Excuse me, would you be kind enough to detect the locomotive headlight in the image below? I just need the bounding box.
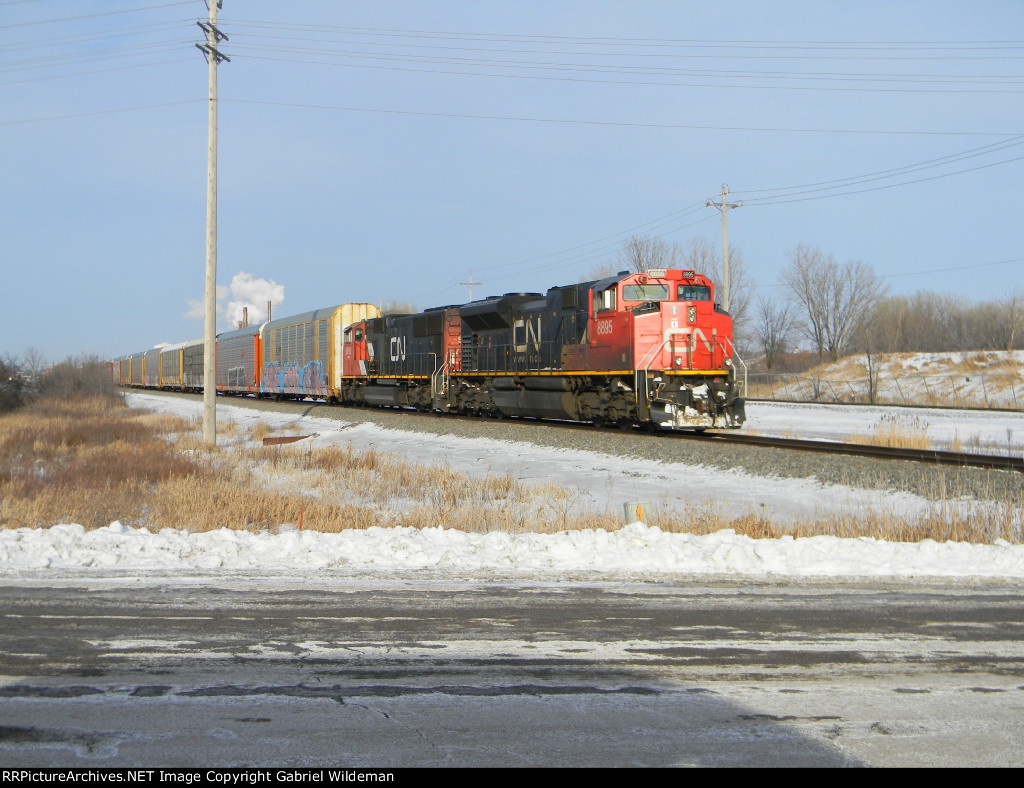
[674,357,683,366]
[725,358,733,367]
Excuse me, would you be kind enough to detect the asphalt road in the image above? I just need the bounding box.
[1,577,1023,767]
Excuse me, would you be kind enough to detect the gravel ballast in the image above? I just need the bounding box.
[144,391,1021,506]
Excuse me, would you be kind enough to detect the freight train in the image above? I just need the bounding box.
[116,268,745,430]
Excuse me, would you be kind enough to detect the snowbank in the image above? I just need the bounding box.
[2,522,1023,580]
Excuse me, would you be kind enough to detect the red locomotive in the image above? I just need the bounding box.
[340,268,744,430]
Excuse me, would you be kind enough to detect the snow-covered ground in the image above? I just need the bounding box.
[2,519,1022,580]
[751,350,1024,409]
[1,392,1022,582]
[747,400,1024,454]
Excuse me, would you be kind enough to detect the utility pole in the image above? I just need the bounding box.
[461,270,481,302]
[196,1,229,445]
[706,185,741,312]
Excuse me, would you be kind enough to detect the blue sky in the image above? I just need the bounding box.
[1,0,1022,362]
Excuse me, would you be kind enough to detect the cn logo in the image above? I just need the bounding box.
[390,336,406,362]
[513,317,542,353]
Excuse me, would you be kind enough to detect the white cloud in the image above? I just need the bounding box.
[185,273,285,328]
[223,272,285,327]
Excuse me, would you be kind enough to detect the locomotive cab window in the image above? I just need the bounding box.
[622,283,670,302]
[594,287,617,314]
[677,284,711,302]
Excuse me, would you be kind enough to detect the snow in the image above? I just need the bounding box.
[756,350,1024,409]
[1,392,1022,582]
[747,400,1024,454]
[2,520,1022,580]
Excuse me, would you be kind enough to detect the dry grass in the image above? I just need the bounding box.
[251,422,275,443]
[842,412,932,450]
[751,351,1024,409]
[2,397,1020,544]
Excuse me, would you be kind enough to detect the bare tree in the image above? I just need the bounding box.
[380,300,417,315]
[588,234,687,280]
[679,235,718,273]
[985,290,1024,351]
[781,244,885,362]
[21,346,46,384]
[1004,290,1024,351]
[683,236,753,344]
[853,285,1024,355]
[587,233,755,348]
[781,244,832,362]
[824,259,886,360]
[618,235,675,272]
[0,353,27,413]
[753,295,794,369]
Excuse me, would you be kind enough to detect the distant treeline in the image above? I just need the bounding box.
[0,356,118,414]
[856,291,1023,354]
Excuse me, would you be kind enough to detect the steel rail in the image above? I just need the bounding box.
[128,388,1024,473]
[675,431,1024,473]
[746,397,1022,415]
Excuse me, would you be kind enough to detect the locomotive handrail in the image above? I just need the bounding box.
[431,357,449,398]
[466,340,565,374]
[725,338,747,397]
[638,337,671,372]
[636,337,673,416]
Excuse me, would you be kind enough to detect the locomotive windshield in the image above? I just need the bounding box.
[622,283,670,302]
[678,284,711,301]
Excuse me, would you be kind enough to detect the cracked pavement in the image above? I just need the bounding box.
[1,577,1023,766]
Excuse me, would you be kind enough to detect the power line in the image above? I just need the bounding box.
[225,44,1024,89]
[735,136,1024,204]
[737,136,1024,196]
[221,32,1024,80]
[0,57,192,88]
[1,40,190,72]
[416,210,718,304]
[0,1,194,30]
[882,256,1023,279]
[0,20,184,52]
[0,99,202,127]
[221,20,1024,53]
[224,97,1019,138]
[740,153,1024,206]
[231,51,1024,95]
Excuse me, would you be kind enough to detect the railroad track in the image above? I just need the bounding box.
[676,431,1024,473]
[495,411,1024,473]
[746,397,1022,415]
[296,398,1024,473]
[133,389,1024,473]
